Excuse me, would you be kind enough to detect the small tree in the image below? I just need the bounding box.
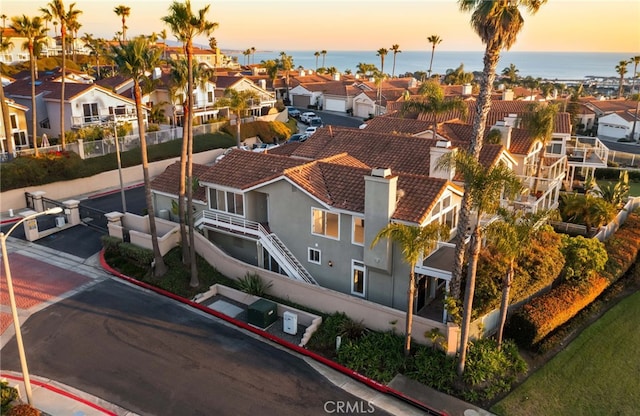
[560,235,608,283]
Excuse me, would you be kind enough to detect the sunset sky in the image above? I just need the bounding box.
[1,0,638,53]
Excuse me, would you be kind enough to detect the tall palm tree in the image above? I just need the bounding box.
[615,60,628,98]
[41,0,82,150]
[81,32,100,78]
[390,44,401,77]
[630,56,640,93]
[521,102,558,195]
[261,59,279,97]
[450,0,546,303]
[159,29,168,59]
[437,149,522,375]
[0,14,6,29]
[561,192,616,236]
[630,92,640,142]
[314,51,320,70]
[163,0,218,287]
[427,34,442,79]
[402,80,468,134]
[279,51,294,104]
[376,47,388,76]
[11,15,47,157]
[484,208,554,348]
[321,49,327,68]
[371,223,449,356]
[215,88,259,148]
[67,18,81,63]
[250,46,256,65]
[113,5,130,42]
[111,36,167,277]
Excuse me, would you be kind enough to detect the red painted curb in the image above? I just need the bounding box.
[99,250,447,416]
[1,373,118,416]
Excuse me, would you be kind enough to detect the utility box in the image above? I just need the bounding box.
[247,299,277,329]
[55,216,66,228]
[283,311,298,335]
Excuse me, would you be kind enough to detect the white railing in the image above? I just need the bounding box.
[566,136,609,167]
[195,210,317,285]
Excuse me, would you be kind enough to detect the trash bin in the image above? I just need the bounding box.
[55,216,66,228]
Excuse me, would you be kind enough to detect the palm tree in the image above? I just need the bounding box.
[163,0,218,287]
[261,59,279,97]
[321,49,327,68]
[1,14,6,29]
[450,0,546,304]
[629,92,640,142]
[80,32,99,77]
[279,52,294,104]
[401,80,468,135]
[615,60,628,98]
[484,208,554,348]
[390,44,401,77]
[41,0,82,150]
[314,51,320,70]
[376,47,388,76]
[113,5,130,42]
[437,149,522,375]
[250,46,256,65]
[630,56,640,93]
[501,63,519,85]
[111,36,167,277]
[371,223,449,356]
[427,34,442,79]
[159,29,168,59]
[67,18,81,63]
[11,15,47,157]
[521,102,558,195]
[216,88,259,148]
[561,192,616,236]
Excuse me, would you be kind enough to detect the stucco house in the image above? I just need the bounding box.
[0,98,30,157]
[596,111,640,141]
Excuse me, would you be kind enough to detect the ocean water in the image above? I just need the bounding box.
[231,50,636,81]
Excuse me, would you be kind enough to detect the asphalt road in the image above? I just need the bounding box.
[1,279,393,416]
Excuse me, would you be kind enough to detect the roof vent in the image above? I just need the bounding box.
[371,167,391,178]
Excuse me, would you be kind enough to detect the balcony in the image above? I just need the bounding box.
[566,136,609,168]
[71,107,138,128]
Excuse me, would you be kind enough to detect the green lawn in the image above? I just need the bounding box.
[492,290,640,416]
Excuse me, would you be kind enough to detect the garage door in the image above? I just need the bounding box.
[354,102,372,118]
[292,95,311,108]
[325,98,345,112]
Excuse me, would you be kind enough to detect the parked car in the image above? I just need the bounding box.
[215,146,250,162]
[252,143,280,153]
[287,133,309,143]
[305,126,318,136]
[287,107,301,118]
[300,112,316,124]
[308,116,324,127]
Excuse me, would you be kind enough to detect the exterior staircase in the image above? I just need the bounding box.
[194,211,317,285]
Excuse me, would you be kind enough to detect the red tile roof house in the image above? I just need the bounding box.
[149,124,531,324]
[4,70,142,143]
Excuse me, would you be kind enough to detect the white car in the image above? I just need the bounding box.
[305,126,318,136]
[252,143,280,153]
[215,146,250,162]
[300,112,316,123]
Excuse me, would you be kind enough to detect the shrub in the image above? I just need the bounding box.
[100,235,122,255]
[237,272,272,296]
[7,404,40,416]
[337,330,406,383]
[560,235,608,282]
[307,312,353,358]
[1,381,19,414]
[118,242,154,269]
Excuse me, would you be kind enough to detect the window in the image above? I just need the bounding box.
[352,217,364,245]
[39,118,50,129]
[10,114,18,129]
[430,192,457,232]
[209,188,244,216]
[351,260,365,296]
[546,142,562,155]
[13,131,27,147]
[312,208,339,239]
[207,91,214,103]
[308,248,321,264]
[83,103,99,123]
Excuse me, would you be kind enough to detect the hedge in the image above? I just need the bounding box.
[506,211,640,348]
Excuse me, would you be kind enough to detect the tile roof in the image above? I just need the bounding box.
[585,98,637,114]
[438,122,536,155]
[361,116,434,135]
[198,150,306,189]
[150,162,209,202]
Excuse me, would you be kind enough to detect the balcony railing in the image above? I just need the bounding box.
[565,136,609,167]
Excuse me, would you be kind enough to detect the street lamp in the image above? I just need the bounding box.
[110,111,127,213]
[0,206,63,406]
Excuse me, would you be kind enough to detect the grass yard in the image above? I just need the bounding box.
[491,290,640,416]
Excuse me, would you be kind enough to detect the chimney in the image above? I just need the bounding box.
[259,79,266,90]
[364,168,397,272]
[430,141,455,180]
[493,121,512,149]
[462,83,472,95]
[502,88,514,101]
[300,69,306,76]
[333,73,340,81]
[504,113,519,127]
[408,78,417,88]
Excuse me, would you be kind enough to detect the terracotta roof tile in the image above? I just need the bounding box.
[150,162,209,202]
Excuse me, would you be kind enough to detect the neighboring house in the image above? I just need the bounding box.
[597,111,640,141]
[214,75,276,117]
[0,98,30,156]
[166,45,238,70]
[4,71,141,139]
[0,28,30,64]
